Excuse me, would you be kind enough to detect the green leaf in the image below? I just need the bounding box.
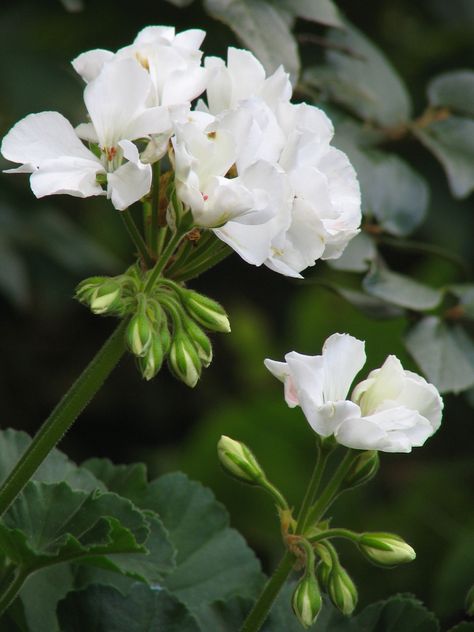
[333,119,429,235]
[414,117,474,199]
[331,286,405,320]
[303,21,411,127]
[57,583,201,632]
[328,232,377,272]
[427,70,474,117]
[82,463,263,625]
[363,264,443,311]
[404,317,474,393]
[136,472,264,623]
[356,594,439,631]
[19,565,74,632]
[447,624,474,632]
[204,0,300,80]
[273,0,342,27]
[0,429,104,493]
[0,481,168,582]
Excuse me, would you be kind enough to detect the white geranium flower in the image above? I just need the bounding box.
[265,334,366,437]
[73,26,207,107]
[172,112,285,229]
[204,47,291,114]
[1,58,168,210]
[336,355,443,452]
[265,334,443,453]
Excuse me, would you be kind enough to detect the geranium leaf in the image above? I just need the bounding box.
[404,317,474,393]
[57,583,201,632]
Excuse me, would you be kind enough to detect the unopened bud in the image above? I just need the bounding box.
[182,290,230,333]
[343,451,379,490]
[184,318,213,367]
[168,331,201,387]
[126,298,154,357]
[76,277,124,316]
[328,565,358,615]
[217,436,266,485]
[465,584,474,616]
[292,572,322,628]
[139,335,164,381]
[358,532,416,567]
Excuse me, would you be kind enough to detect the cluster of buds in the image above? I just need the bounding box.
[76,268,230,386]
[217,435,418,627]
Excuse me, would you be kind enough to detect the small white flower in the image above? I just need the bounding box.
[265,334,443,453]
[1,58,167,210]
[73,26,207,108]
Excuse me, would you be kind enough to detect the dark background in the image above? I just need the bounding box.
[0,0,473,627]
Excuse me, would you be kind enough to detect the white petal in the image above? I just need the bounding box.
[227,48,266,103]
[264,359,299,408]
[75,122,99,143]
[303,400,362,438]
[1,111,100,167]
[352,355,405,415]
[71,49,114,82]
[205,56,232,114]
[107,161,152,210]
[392,370,443,432]
[196,176,254,227]
[125,106,171,139]
[260,66,292,107]
[84,58,153,148]
[161,67,207,106]
[133,25,175,45]
[174,29,206,51]
[30,157,104,198]
[322,333,366,402]
[214,220,274,266]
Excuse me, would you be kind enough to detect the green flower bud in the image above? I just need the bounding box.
[342,451,379,490]
[465,584,474,616]
[139,335,164,381]
[126,298,155,357]
[89,280,123,315]
[76,277,125,316]
[328,565,358,616]
[183,318,213,367]
[159,320,172,356]
[168,331,202,387]
[292,572,322,629]
[217,436,266,485]
[181,290,230,333]
[358,532,416,567]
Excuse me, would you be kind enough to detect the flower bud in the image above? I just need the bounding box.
[75,277,125,315]
[181,290,231,333]
[139,335,164,381]
[89,280,123,315]
[183,318,213,367]
[126,298,154,357]
[358,532,416,567]
[342,451,379,490]
[292,572,322,628]
[217,436,266,485]
[465,584,474,616]
[328,565,358,615]
[168,331,201,387]
[159,320,172,356]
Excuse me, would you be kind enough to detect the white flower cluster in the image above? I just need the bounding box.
[1,25,361,277]
[265,333,443,452]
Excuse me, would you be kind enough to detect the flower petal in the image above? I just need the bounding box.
[107,160,152,211]
[1,111,99,168]
[321,333,366,402]
[29,157,104,198]
[71,49,115,82]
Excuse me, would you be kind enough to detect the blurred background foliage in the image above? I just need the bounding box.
[0,0,473,628]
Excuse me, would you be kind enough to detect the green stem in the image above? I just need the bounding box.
[151,161,161,255]
[143,201,152,251]
[240,440,332,632]
[120,210,153,268]
[308,528,359,544]
[0,568,28,616]
[240,550,294,632]
[0,320,128,518]
[296,440,332,535]
[144,229,188,292]
[305,449,357,527]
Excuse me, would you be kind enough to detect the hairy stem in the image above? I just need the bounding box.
[120,209,153,268]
